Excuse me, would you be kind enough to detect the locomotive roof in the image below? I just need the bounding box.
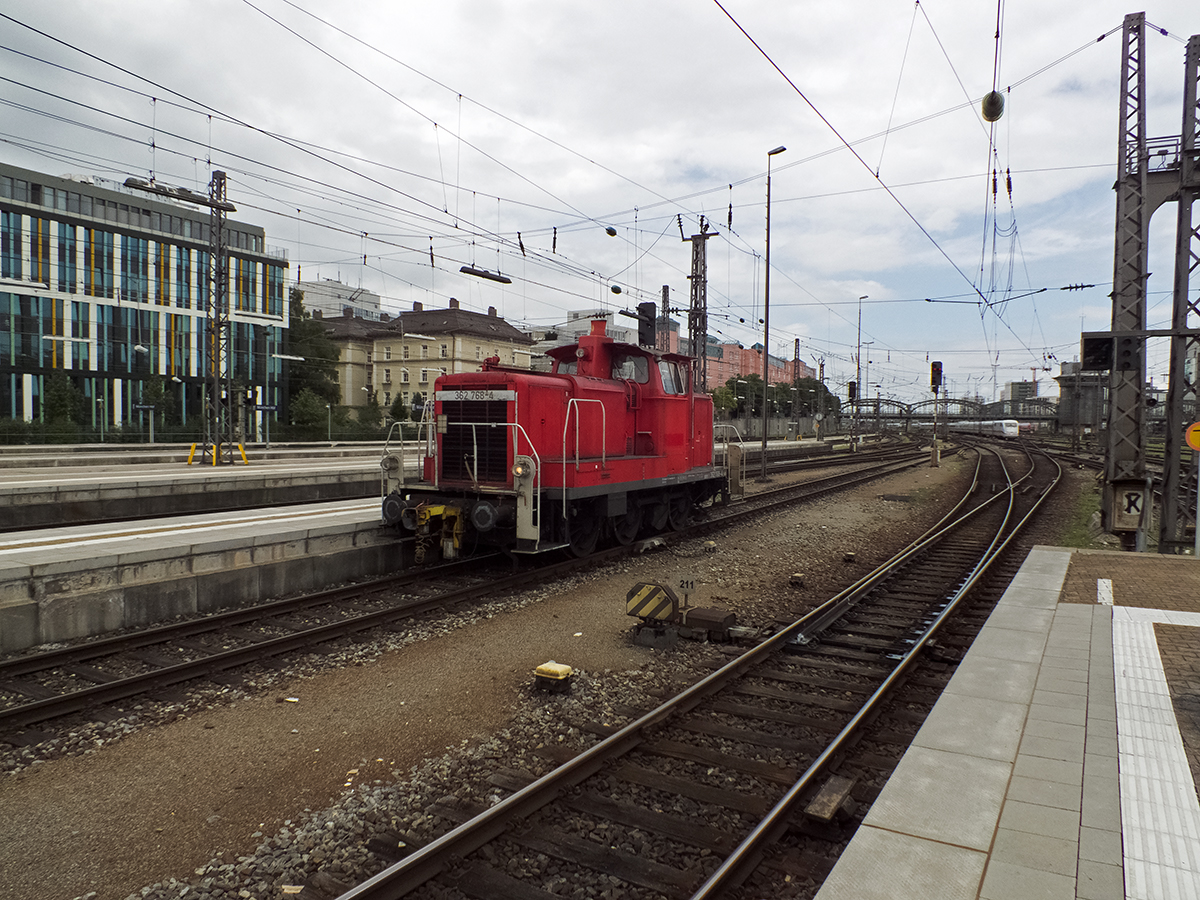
[544,339,694,365]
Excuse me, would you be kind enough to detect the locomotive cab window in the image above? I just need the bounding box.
[659,361,687,395]
[612,353,648,384]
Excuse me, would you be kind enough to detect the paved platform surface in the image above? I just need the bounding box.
[816,545,1200,900]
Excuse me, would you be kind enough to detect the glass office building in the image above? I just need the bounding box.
[0,162,289,438]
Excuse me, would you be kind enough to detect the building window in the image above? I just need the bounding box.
[385,345,392,360]
[420,345,428,359]
[420,368,428,383]
[84,228,114,298]
[440,343,448,358]
[1,211,22,280]
[384,368,391,383]
[57,222,76,293]
[402,344,409,359]
[154,241,170,305]
[475,345,482,360]
[31,218,50,286]
[401,369,409,383]
[121,235,149,303]
[175,246,191,309]
[384,392,391,406]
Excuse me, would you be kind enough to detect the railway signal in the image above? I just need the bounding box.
[619,301,659,347]
[931,361,943,393]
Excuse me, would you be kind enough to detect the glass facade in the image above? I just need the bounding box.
[0,163,289,433]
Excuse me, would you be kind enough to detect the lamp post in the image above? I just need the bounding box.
[811,354,826,441]
[853,295,867,449]
[736,379,748,432]
[761,145,786,479]
[326,403,332,442]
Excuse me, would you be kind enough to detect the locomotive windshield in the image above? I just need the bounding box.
[612,353,649,383]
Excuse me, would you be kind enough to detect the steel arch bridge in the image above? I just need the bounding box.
[844,396,1059,428]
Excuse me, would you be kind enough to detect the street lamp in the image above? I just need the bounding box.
[736,379,748,431]
[854,295,867,449]
[326,403,332,442]
[761,144,786,479]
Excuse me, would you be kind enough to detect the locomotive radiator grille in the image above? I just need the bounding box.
[441,399,510,484]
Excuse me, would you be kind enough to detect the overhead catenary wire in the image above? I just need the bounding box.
[2,5,1145,395]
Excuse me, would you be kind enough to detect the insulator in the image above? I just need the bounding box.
[1006,169,1012,196]
[982,91,1005,122]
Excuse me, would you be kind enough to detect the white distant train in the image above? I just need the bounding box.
[945,420,1020,437]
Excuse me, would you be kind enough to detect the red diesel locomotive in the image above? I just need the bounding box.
[380,317,727,561]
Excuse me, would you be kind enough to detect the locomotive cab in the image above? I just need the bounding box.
[381,317,725,562]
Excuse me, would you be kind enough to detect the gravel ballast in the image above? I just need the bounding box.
[2,454,1067,900]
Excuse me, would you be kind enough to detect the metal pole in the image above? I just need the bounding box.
[761,145,786,479]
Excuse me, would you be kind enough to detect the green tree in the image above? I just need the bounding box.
[723,374,764,416]
[283,288,339,408]
[290,388,330,440]
[357,392,383,431]
[409,391,427,423]
[389,394,409,423]
[711,383,735,413]
[43,371,84,425]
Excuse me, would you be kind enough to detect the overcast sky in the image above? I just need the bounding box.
[2,0,1197,402]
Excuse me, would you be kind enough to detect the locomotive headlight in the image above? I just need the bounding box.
[512,456,535,481]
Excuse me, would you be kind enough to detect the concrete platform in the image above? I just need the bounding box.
[0,502,402,653]
[0,446,384,528]
[816,546,1200,900]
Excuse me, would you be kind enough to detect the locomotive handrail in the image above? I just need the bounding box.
[562,398,607,522]
[562,397,607,471]
[713,423,747,494]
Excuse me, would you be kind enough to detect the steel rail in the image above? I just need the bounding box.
[0,447,932,732]
[0,552,587,730]
[689,446,1062,898]
[332,448,1026,900]
[0,558,489,678]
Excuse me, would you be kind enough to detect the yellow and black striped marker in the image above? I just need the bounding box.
[626,582,679,621]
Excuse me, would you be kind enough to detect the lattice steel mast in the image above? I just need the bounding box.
[206,171,234,463]
[685,218,716,391]
[1159,35,1200,551]
[1105,13,1151,549]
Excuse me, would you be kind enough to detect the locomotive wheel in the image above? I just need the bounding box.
[567,501,602,557]
[646,500,670,533]
[666,493,691,531]
[611,507,642,546]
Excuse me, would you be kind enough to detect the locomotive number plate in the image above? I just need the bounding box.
[436,389,516,402]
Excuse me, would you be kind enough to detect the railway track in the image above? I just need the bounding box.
[315,443,1060,900]
[0,447,933,742]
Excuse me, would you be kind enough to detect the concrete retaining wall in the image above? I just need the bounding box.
[0,523,404,654]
